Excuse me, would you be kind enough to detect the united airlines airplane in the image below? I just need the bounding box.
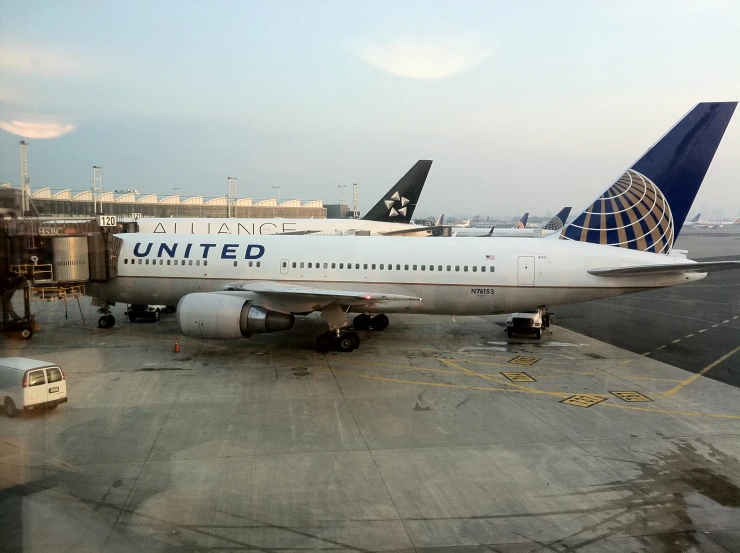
[89,102,738,352]
[454,207,572,238]
[136,160,441,237]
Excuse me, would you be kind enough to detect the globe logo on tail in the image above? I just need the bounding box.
[560,169,674,254]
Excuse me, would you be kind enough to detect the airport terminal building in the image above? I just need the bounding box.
[0,185,327,219]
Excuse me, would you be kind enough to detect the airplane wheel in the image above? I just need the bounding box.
[316,332,334,352]
[371,314,389,331]
[353,314,370,330]
[346,331,360,349]
[334,334,356,353]
[98,316,111,329]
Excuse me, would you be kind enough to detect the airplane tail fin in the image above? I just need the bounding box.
[435,214,444,226]
[362,160,432,223]
[543,207,572,231]
[690,213,701,223]
[513,212,528,229]
[560,102,737,253]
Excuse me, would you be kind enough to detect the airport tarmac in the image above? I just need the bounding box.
[1,293,740,552]
[556,230,740,389]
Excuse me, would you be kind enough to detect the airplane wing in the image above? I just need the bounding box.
[222,281,422,306]
[588,261,740,277]
[378,225,457,236]
[275,229,321,235]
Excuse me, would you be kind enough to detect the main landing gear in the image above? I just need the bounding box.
[351,313,389,331]
[316,330,361,353]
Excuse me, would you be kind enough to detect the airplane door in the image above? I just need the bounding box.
[280,259,289,275]
[517,256,535,286]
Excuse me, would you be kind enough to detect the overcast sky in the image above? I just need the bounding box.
[1,0,739,220]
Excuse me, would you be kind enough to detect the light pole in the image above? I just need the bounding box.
[272,185,280,203]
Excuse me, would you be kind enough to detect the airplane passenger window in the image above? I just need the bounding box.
[364,264,368,269]
[455,266,459,271]
[396,264,401,270]
[249,261,253,267]
[233,261,238,267]
[300,262,304,268]
[355,264,360,269]
[388,264,392,270]
[308,263,312,268]
[292,262,296,268]
[145,259,149,265]
[447,265,451,271]
[160,259,164,265]
[490,266,494,272]
[339,263,343,269]
[323,263,328,269]
[404,265,409,270]
[166,260,170,265]
[124,259,128,264]
[371,264,376,270]
[347,263,352,269]
[438,265,442,271]
[413,265,417,270]
[331,263,336,269]
[174,260,178,265]
[203,261,207,266]
[189,260,193,266]
[472,266,477,272]
[421,265,425,271]
[429,265,433,271]
[380,264,384,270]
[481,266,485,272]
[463,266,468,272]
[256,262,260,267]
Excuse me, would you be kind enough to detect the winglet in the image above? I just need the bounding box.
[561,102,737,253]
[362,160,432,223]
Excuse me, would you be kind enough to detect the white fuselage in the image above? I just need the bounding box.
[452,227,550,238]
[89,234,705,316]
[136,218,430,236]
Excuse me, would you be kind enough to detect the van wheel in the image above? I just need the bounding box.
[4,397,19,418]
[47,404,58,410]
[535,329,542,339]
[507,328,513,338]
[153,309,161,322]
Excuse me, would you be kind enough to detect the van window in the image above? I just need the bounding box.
[47,367,63,383]
[28,370,46,387]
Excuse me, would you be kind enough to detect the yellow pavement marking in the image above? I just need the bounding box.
[662,345,740,398]
[712,324,719,328]
[722,319,730,324]
[698,329,707,333]
[509,356,540,365]
[685,334,695,338]
[439,359,569,397]
[671,339,681,344]
[657,345,666,350]
[500,372,536,382]
[641,351,652,356]
[602,402,740,420]
[561,395,609,408]
[619,375,685,383]
[611,391,652,402]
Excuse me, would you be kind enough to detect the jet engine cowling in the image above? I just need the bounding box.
[176,293,295,340]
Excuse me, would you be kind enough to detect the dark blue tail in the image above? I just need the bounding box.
[543,206,571,231]
[561,102,737,253]
[513,212,528,229]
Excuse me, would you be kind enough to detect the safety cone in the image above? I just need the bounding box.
[174,338,180,353]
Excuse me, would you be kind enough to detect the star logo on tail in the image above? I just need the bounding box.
[385,191,411,217]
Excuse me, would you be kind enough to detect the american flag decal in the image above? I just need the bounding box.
[486,255,496,260]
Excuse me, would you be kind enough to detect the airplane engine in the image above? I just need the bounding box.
[176,293,295,340]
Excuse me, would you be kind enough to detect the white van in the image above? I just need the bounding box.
[0,358,68,417]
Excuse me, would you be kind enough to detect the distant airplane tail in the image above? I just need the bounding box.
[732,217,740,225]
[434,214,444,226]
[362,160,432,224]
[513,212,528,229]
[543,207,571,231]
[690,213,701,223]
[560,102,737,253]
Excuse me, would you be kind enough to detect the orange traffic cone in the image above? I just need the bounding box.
[174,338,180,353]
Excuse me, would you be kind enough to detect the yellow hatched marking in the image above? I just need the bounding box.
[500,372,536,382]
[662,345,740,398]
[611,391,652,402]
[561,394,609,408]
[509,356,540,365]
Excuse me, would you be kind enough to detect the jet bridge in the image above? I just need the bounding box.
[1,214,124,338]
